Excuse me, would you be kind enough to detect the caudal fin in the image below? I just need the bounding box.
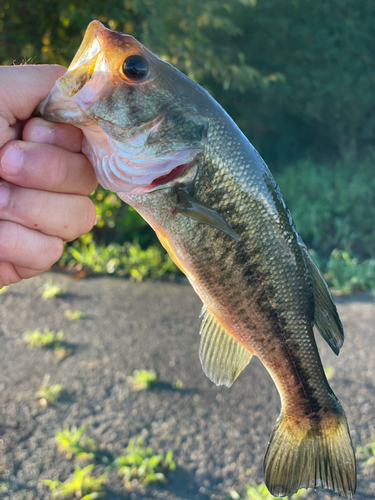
[264,410,356,498]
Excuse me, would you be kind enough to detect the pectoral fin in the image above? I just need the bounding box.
[299,243,344,355]
[176,190,239,241]
[199,306,253,387]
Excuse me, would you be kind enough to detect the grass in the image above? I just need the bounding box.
[324,365,335,381]
[129,369,159,391]
[23,328,71,361]
[36,376,63,406]
[115,437,175,486]
[0,482,9,493]
[356,438,375,467]
[42,281,64,299]
[59,239,177,281]
[43,465,106,499]
[65,309,86,320]
[55,426,98,462]
[0,466,8,494]
[174,379,184,389]
[24,328,64,349]
[229,483,312,499]
[45,428,176,497]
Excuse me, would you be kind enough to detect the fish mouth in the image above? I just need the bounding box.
[35,21,121,124]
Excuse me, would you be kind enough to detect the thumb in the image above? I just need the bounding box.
[0,65,67,121]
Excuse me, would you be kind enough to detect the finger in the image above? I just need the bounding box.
[0,65,66,148]
[0,262,49,288]
[0,182,97,242]
[0,65,66,122]
[0,141,98,195]
[0,221,63,271]
[0,120,24,146]
[22,117,84,154]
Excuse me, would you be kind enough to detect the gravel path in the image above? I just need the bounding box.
[0,272,374,500]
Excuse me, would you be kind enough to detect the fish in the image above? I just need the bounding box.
[36,21,356,498]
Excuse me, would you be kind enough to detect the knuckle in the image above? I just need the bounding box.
[64,197,96,242]
[86,171,99,195]
[78,156,98,195]
[55,152,70,189]
[0,221,17,257]
[0,221,63,270]
[45,236,64,267]
[79,197,97,233]
[55,152,97,195]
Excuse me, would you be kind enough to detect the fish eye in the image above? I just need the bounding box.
[122,55,148,80]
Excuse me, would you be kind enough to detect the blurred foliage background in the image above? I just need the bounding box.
[1,0,374,292]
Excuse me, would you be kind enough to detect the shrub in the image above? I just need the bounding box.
[275,157,375,258]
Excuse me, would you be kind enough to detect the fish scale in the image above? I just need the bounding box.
[37,20,356,497]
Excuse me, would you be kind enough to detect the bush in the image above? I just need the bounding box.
[89,188,154,248]
[60,236,177,281]
[275,156,375,258]
[325,250,375,295]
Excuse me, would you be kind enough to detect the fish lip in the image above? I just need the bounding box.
[68,23,103,72]
[35,85,94,125]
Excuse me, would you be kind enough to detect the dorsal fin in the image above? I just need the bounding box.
[299,243,344,355]
[199,307,253,387]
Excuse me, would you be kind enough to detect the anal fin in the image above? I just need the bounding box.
[199,306,253,387]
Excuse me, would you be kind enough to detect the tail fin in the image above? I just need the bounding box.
[264,410,356,498]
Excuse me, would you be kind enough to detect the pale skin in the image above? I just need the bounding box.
[0,65,98,288]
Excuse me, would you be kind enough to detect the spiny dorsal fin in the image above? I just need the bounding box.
[199,307,253,387]
[299,243,344,355]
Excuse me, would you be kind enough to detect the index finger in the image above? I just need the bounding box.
[0,65,67,148]
[0,65,66,121]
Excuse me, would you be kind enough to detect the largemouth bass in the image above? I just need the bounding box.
[37,21,356,498]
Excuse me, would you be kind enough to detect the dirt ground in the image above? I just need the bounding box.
[0,272,374,500]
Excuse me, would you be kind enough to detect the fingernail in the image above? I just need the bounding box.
[0,183,10,209]
[1,147,24,176]
[30,123,53,144]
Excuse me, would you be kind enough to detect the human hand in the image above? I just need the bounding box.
[0,65,98,288]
